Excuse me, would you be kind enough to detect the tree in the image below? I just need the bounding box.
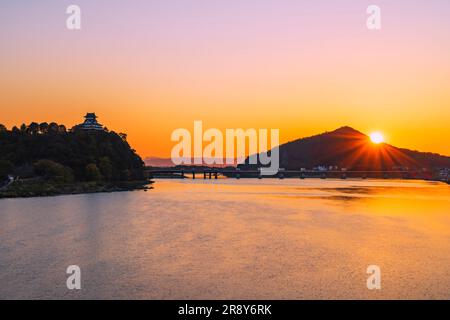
[27,122,39,135]
[20,123,27,133]
[0,160,14,180]
[1,124,146,183]
[120,169,131,181]
[119,133,127,141]
[39,122,49,134]
[99,157,113,181]
[58,125,67,133]
[0,124,7,132]
[48,122,59,134]
[34,159,74,183]
[85,163,102,181]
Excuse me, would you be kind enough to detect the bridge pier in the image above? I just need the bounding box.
[341,173,347,180]
[214,172,218,179]
[192,171,196,179]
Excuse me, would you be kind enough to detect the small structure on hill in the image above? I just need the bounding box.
[77,113,104,131]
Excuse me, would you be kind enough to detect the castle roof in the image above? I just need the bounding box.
[85,113,97,119]
[78,112,104,131]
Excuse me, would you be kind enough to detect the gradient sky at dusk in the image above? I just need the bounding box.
[1,0,450,157]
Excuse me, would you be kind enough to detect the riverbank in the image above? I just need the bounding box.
[0,179,152,199]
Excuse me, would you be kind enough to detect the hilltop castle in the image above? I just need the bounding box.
[76,113,104,131]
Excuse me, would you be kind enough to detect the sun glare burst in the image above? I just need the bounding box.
[370,132,384,144]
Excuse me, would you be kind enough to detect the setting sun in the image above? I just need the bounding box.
[370,132,385,144]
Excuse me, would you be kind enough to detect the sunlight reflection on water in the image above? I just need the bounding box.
[0,179,450,299]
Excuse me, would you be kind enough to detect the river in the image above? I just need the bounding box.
[1,179,450,299]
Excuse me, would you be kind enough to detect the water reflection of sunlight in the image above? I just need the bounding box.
[1,179,450,299]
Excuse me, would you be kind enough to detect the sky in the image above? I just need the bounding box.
[1,0,450,157]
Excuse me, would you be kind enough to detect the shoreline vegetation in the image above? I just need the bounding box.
[0,120,151,199]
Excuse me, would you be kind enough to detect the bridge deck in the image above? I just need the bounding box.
[145,168,436,180]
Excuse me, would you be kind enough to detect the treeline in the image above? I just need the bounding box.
[0,122,145,183]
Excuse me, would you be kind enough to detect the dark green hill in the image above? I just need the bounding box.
[0,122,148,197]
[240,126,450,171]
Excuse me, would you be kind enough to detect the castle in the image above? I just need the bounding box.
[77,113,104,131]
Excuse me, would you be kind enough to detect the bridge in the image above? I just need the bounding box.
[145,168,437,181]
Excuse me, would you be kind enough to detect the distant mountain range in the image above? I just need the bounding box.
[242,126,450,171]
[144,157,175,167]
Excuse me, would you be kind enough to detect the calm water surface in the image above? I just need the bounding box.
[1,179,450,299]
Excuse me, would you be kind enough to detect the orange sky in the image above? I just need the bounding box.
[1,1,450,157]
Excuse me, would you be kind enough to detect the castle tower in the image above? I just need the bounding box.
[79,113,104,131]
